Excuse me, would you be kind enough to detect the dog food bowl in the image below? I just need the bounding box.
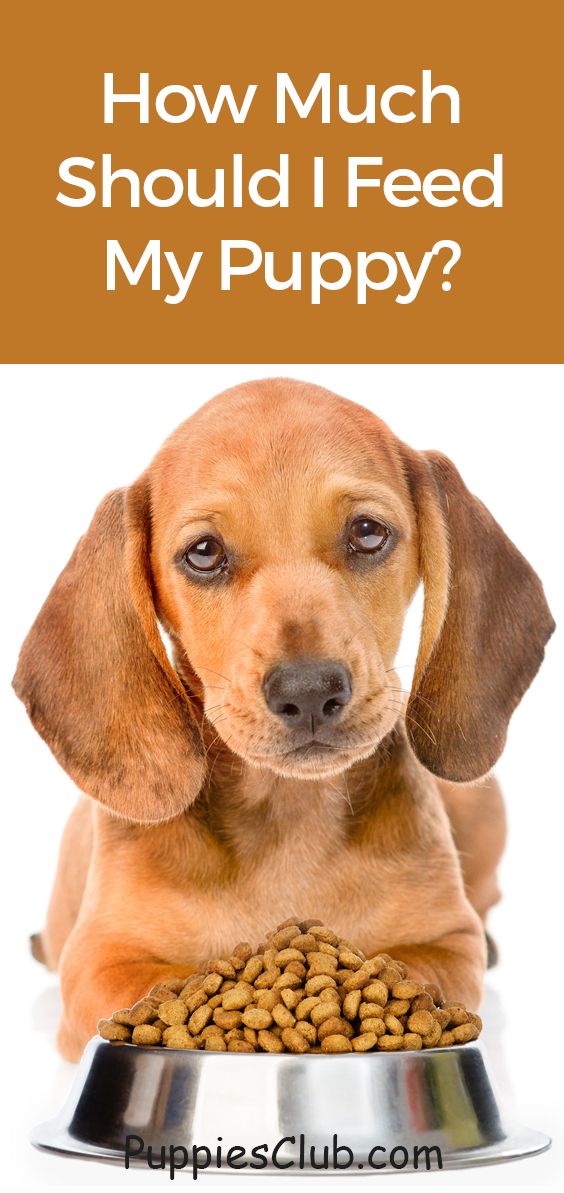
[32,1037,550,1174]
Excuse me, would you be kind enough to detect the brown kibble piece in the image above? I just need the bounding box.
[410,992,435,1013]
[295,996,321,1020]
[150,983,184,1004]
[282,1027,309,1053]
[132,1024,162,1045]
[164,1027,199,1049]
[222,981,255,1010]
[112,1008,134,1025]
[254,967,281,989]
[189,1004,213,1034]
[255,988,282,1011]
[273,972,302,990]
[272,1003,296,1028]
[207,959,237,979]
[379,966,403,987]
[309,926,339,944]
[307,956,339,978]
[452,1022,479,1043]
[203,972,223,995]
[384,1014,404,1036]
[213,1008,243,1030]
[424,983,444,1005]
[98,1018,131,1041]
[392,980,422,1000]
[339,950,363,970]
[407,1010,436,1035]
[269,925,300,950]
[342,970,370,992]
[445,1005,470,1026]
[360,1018,386,1035]
[321,1034,352,1053]
[206,1035,227,1050]
[241,956,264,983]
[158,1000,189,1027]
[402,1032,423,1050]
[128,999,159,1026]
[385,999,410,1016]
[201,1025,224,1040]
[179,975,205,999]
[422,1020,442,1048]
[439,1030,456,1047]
[352,1032,377,1051]
[359,1002,385,1020]
[343,990,362,1020]
[258,1029,285,1053]
[317,943,339,957]
[228,1039,255,1052]
[295,1021,317,1045]
[285,961,307,979]
[232,942,253,962]
[305,975,337,996]
[318,1016,354,1041]
[317,987,338,1006]
[362,981,388,1006]
[242,1007,273,1030]
[360,956,386,977]
[281,988,302,1009]
[185,988,208,1013]
[289,934,317,952]
[310,1002,342,1026]
[378,1034,404,1051]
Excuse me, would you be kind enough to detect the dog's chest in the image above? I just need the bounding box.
[161,781,405,961]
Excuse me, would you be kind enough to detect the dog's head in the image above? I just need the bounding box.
[14,380,554,821]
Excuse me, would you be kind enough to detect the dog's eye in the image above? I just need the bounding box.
[184,537,227,573]
[348,517,390,554]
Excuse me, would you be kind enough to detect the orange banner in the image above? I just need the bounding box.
[3,1,562,361]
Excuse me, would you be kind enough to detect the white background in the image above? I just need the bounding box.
[1,364,562,1191]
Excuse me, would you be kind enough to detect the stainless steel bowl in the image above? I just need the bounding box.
[32,1037,550,1174]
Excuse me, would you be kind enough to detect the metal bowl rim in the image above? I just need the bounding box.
[99,1037,481,1059]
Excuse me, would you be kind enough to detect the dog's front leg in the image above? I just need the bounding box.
[383,924,487,1010]
[57,924,198,1061]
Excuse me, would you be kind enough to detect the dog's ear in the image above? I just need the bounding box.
[402,448,554,782]
[13,477,205,822]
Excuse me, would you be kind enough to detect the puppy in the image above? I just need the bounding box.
[14,379,553,1060]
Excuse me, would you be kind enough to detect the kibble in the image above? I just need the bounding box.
[98,921,483,1054]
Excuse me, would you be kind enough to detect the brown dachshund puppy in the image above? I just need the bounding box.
[13,379,553,1061]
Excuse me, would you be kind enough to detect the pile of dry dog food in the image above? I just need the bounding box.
[98,919,482,1054]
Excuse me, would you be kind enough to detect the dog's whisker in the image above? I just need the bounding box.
[193,663,233,685]
[404,711,437,747]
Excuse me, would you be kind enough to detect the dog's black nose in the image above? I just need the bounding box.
[264,660,352,730]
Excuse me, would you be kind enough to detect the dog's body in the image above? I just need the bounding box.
[14,381,552,1061]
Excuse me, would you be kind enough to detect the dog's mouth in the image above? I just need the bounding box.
[244,733,382,777]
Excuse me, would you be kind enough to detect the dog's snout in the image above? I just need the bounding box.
[264,660,352,730]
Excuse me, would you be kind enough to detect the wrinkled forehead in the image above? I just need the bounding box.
[149,383,413,546]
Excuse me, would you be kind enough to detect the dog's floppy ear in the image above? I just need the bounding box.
[402,448,554,783]
[12,477,205,822]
